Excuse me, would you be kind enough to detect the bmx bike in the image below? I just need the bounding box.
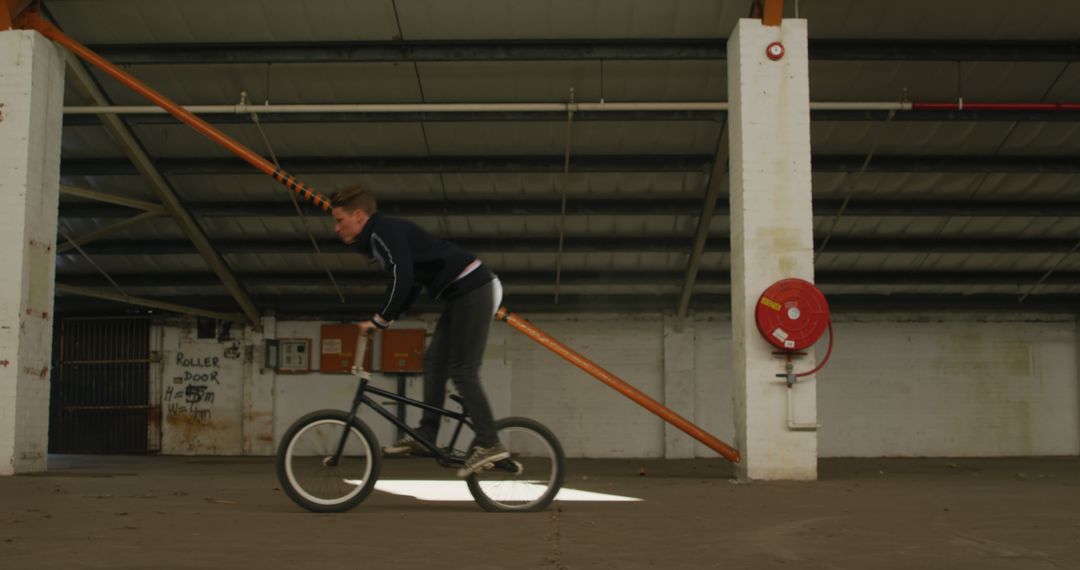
[276,333,565,512]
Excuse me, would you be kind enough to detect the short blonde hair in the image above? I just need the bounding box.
[330,185,377,213]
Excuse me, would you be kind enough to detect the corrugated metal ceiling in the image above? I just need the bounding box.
[47,0,1080,316]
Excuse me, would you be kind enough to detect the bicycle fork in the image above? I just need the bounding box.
[326,378,369,467]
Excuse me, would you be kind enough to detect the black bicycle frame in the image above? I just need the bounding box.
[333,377,473,466]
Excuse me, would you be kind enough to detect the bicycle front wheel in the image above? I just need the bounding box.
[466,417,565,512]
[276,410,382,513]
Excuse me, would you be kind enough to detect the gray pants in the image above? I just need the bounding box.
[417,278,502,447]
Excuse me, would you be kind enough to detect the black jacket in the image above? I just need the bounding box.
[352,211,493,328]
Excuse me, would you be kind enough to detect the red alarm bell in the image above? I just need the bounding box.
[766,42,785,61]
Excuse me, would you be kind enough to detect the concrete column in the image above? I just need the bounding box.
[242,316,276,455]
[0,31,65,475]
[728,18,818,480]
[663,313,696,458]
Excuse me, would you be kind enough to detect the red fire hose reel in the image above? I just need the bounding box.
[756,278,828,350]
[755,278,834,381]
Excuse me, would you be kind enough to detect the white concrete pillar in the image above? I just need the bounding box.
[663,314,696,458]
[728,18,818,480]
[0,31,64,475]
[242,316,276,455]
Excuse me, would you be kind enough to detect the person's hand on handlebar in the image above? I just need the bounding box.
[356,320,377,337]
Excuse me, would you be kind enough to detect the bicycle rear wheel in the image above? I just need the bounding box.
[466,417,565,512]
[277,410,382,513]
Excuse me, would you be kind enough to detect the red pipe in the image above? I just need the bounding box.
[17,11,333,213]
[794,321,833,378]
[912,102,1080,112]
[497,308,742,464]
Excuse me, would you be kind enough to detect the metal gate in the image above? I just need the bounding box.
[50,317,161,453]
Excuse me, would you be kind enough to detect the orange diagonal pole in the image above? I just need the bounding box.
[16,10,332,213]
[3,0,34,29]
[763,0,783,26]
[497,307,741,464]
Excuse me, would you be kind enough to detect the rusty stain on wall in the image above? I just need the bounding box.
[165,412,233,453]
[22,365,48,378]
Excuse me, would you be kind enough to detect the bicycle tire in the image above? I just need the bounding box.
[466,417,565,512]
[276,410,382,513]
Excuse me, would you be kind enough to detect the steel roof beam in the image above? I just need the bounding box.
[60,154,1080,176]
[62,51,263,329]
[59,236,1080,256]
[62,108,1080,127]
[56,284,243,321]
[57,210,164,253]
[82,39,1080,64]
[52,292,1080,316]
[59,184,165,212]
[60,155,714,176]
[678,121,727,322]
[57,198,1080,220]
[54,269,1080,289]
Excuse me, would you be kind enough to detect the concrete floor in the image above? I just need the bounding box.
[1,455,1078,569]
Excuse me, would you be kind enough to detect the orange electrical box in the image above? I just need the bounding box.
[319,324,361,373]
[375,329,426,373]
[319,325,425,374]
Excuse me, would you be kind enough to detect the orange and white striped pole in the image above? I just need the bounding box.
[18,10,742,464]
[497,308,741,463]
[16,10,333,213]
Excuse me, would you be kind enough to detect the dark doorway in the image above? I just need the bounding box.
[50,317,160,453]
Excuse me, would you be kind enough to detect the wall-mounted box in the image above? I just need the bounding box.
[319,325,425,373]
[374,329,425,373]
[320,324,361,373]
[278,338,312,373]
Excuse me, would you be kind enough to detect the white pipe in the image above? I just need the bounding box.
[810,101,911,111]
[62,101,912,115]
[786,384,820,431]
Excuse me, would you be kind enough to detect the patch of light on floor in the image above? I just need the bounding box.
[367,479,642,502]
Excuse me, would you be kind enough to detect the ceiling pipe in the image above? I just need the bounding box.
[912,102,1080,112]
[60,101,1080,116]
[62,101,914,115]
